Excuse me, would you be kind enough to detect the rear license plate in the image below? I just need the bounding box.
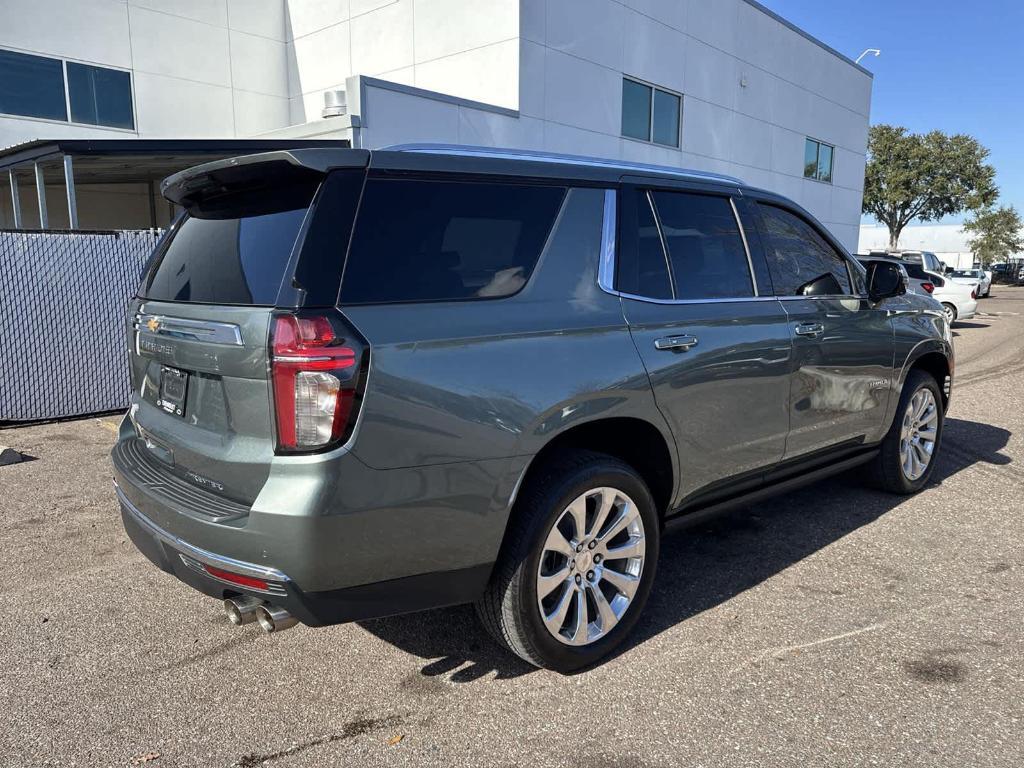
[158,366,189,417]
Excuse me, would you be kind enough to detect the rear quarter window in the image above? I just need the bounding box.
[141,185,316,305]
[339,178,566,304]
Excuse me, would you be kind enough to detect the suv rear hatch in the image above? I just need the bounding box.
[119,151,368,516]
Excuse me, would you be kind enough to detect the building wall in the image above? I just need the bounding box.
[0,0,291,143]
[1,0,871,249]
[285,0,519,124]
[338,0,873,251]
[515,0,872,251]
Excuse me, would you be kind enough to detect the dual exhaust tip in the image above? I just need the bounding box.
[224,596,298,633]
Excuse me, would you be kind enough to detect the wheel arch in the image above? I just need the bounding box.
[900,340,953,411]
[508,416,677,524]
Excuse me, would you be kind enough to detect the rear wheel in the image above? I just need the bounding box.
[868,370,944,494]
[476,451,659,672]
[941,303,957,324]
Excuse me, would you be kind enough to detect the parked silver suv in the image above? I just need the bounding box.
[113,146,953,671]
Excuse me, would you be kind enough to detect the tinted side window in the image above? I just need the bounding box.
[142,189,315,306]
[757,204,852,296]
[904,263,930,281]
[617,189,672,299]
[340,179,565,304]
[651,191,753,299]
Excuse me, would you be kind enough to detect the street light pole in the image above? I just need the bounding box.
[856,48,881,65]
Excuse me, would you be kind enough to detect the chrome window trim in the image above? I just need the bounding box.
[598,189,617,293]
[596,187,864,306]
[729,197,758,297]
[646,189,676,297]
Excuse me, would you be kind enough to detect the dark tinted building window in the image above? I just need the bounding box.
[67,62,134,129]
[616,189,672,300]
[651,191,753,299]
[0,49,67,121]
[757,204,852,296]
[340,179,565,304]
[142,203,312,305]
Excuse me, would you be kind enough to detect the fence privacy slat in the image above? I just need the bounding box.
[0,230,160,422]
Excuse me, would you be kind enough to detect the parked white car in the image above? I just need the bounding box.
[950,268,992,298]
[927,270,978,324]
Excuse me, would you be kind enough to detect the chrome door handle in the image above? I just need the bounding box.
[654,335,699,351]
[794,322,825,337]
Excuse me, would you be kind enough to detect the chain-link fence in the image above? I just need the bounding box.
[0,229,161,423]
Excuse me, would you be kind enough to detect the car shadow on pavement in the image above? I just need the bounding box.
[359,417,1011,681]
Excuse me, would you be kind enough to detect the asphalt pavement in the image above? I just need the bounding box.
[1,288,1023,767]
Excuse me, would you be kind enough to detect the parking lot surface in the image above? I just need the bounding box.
[2,289,1023,768]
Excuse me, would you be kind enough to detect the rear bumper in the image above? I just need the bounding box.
[117,483,492,626]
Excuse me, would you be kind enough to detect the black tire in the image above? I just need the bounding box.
[867,370,944,494]
[475,450,660,672]
[941,303,957,324]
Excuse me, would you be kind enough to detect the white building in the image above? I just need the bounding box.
[0,0,872,249]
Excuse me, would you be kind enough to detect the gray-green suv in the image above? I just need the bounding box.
[112,146,953,671]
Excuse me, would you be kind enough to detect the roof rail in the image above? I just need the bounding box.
[383,143,745,185]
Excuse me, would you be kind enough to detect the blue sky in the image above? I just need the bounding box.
[759,0,1024,222]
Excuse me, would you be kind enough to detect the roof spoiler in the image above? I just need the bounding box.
[161,148,370,211]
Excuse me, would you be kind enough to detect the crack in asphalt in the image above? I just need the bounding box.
[231,715,405,767]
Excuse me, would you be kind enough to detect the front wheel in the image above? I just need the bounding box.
[476,451,660,672]
[867,370,944,494]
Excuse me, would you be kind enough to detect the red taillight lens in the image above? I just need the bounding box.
[204,564,269,591]
[271,314,361,453]
[922,282,934,294]
[971,289,977,299]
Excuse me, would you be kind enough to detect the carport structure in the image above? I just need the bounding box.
[0,138,350,231]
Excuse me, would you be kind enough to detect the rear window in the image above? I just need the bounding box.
[339,178,566,304]
[141,188,315,305]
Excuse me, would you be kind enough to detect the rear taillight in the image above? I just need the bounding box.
[971,288,977,299]
[921,282,934,294]
[271,313,363,453]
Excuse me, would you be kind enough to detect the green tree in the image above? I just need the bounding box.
[863,125,997,250]
[963,205,1024,266]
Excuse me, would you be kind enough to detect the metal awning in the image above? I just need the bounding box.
[1,138,351,230]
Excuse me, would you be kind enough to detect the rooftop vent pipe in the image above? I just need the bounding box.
[322,90,347,118]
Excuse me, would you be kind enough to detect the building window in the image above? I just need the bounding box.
[622,77,681,148]
[0,49,67,121]
[67,62,134,129]
[0,48,134,130]
[804,138,834,183]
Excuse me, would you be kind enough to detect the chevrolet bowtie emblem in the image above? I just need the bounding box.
[146,317,160,332]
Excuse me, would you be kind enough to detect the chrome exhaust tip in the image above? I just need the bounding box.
[224,596,263,626]
[256,604,298,634]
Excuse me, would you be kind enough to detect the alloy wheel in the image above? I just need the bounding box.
[899,388,938,481]
[535,487,646,646]
[943,304,956,324]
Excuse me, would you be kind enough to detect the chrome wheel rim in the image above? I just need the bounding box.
[900,388,938,481]
[535,487,646,646]
[943,304,956,323]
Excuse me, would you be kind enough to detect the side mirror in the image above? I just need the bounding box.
[868,262,906,302]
